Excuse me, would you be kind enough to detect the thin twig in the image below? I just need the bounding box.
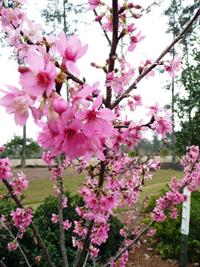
[93,9,111,46]
[56,163,69,267]
[0,220,32,267]
[2,180,56,267]
[55,62,85,87]
[83,252,89,267]
[111,8,200,109]
[104,221,154,266]
[114,116,155,129]
[75,161,106,267]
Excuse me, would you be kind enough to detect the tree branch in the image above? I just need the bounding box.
[8,21,85,91]
[105,0,119,108]
[111,7,200,109]
[2,180,56,267]
[93,9,112,46]
[75,161,106,267]
[0,220,31,267]
[55,61,85,88]
[104,221,154,266]
[56,174,69,267]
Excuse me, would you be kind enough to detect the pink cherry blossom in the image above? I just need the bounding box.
[128,32,145,52]
[119,250,129,267]
[0,7,23,29]
[165,57,181,77]
[11,208,32,229]
[102,15,112,32]
[89,246,99,258]
[147,103,160,116]
[89,0,101,9]
[63,220,71,231]
[152,115,172,137]
[128,95,142,111]
[51,213,59,224]
[19,50,56,97]
[7,242,18,252]
[53,96,68,114]
[42,151,55,166]
[38,119,61,152]
[147,228,156,237]
[61,196,68,208]
[9,172,29,195]
[57,117,88,159]
[79,96,115,138]
[56,32,88,75]
[91,224,109,245]
[170,208,179,220]
[0,158,12,181]
[0,86,34,126]
[127,23,136,33]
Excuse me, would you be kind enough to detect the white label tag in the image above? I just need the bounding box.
[181,187,191,235]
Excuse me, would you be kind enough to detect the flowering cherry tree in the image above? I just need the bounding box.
[0,0,200,266]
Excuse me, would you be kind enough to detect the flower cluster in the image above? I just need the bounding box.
[42,151,55,166]
[11,208,32,231]
[0,158,12,181]
[152,146,200,223]
[9,172,29,195]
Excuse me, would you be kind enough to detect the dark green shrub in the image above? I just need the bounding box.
[145,191,200,262]
[0,192,124,266]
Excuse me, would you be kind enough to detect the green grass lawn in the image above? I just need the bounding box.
[0,168,183,208]
[24,175,84,206]
[142,169,183,198]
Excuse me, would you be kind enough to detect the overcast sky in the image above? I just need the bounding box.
[0,0,181,145]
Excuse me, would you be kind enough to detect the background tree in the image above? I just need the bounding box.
[175,50,200,156]
[164,0,182,163]
[164,1,200,157]
[1,136,41,159]
[41,0,84,35]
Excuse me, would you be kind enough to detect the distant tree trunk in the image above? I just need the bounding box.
[63,0,67,34]
[21,124,26,168]
[171,2,176,164]
[171,76,176,164]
